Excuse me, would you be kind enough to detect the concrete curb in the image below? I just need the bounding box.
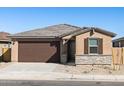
[0,72,124,81]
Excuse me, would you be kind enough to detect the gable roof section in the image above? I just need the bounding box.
[9,24,116,39]
[81,27,116,37]
[61,27,116,38]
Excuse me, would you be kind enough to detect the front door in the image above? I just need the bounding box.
[68,40,75,62]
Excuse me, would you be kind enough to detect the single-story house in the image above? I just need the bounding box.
[9,24,116,64]
[113,37,124,47]
[0,32,11,62]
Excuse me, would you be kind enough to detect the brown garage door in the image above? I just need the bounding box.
[18,41,60,62]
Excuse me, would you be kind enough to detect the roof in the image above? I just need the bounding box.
[0,32,11,41]
[82,27,117,37]
[9,24,81,38]
[113,37,124,42]
[9,24,116,38]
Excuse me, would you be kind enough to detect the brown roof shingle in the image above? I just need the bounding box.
[0,32,10,40]
[9,24,81,38]
[9,24,116,38]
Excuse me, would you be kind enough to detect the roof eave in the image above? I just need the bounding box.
[8,36,58,39]
[0,40,11,42]
[94,27,117,37]
[113,37,124,42]
[60,27,116,38]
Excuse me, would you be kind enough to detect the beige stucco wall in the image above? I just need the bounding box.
[76,31,112,55]
[11,41,18,62]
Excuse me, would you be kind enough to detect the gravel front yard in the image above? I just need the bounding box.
[54,64,124,75]
[1,62,124,75]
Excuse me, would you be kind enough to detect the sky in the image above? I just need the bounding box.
[0,7,123,39]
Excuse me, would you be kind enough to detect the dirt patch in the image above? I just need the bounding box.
[54,64,124,75]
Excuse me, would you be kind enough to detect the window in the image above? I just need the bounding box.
[88,38,98,54]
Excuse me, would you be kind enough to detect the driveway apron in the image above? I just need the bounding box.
[0,63,58,73]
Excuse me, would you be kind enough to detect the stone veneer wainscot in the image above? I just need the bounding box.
[75,55,112,65]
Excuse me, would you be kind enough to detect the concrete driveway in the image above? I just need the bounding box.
[0,63,72,80]
[0,63,58,73]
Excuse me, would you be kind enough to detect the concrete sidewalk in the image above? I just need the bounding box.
[67,74,124,81]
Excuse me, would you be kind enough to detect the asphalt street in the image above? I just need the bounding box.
[0,80,124,86]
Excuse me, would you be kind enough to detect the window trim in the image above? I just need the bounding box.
[88,38,99,54]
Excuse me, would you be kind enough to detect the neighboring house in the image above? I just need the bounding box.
[9,24,116,64]
[113,37,124,47]
[0,32,11,62]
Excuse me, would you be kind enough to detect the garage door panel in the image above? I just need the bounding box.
[18,41,60,62]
